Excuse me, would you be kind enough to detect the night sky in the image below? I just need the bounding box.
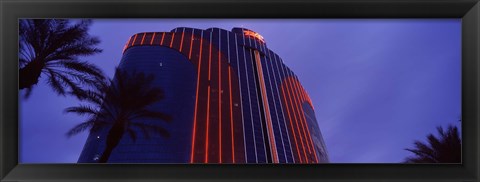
[20,19,461,163]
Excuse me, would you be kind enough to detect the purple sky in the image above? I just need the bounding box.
[20,19,461,163]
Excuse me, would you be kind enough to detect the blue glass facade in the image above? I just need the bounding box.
[78,27,328,163]
[78,46,196,163]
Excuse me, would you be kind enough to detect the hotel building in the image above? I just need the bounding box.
[78,27,328,163]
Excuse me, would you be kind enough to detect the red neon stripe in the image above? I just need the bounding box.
[291,79,311,153]
[123,36,131,53]
[208,40,212,80]
[140,33,146,45]
[306,92,314,110]
[303,88,314,110]
[300,86,312,110]
[254,51,278,163]
[219,50,222,163]
[190,35,204,163]
[170,33,175,48]
[205,38,212,163]
[126,36,132,47]
[291,79,312,162]
[131,34,138,46]
[300,83,318,163]
[295,81,319,163]
[229,66,235,163]
[285,78,308,163]
[299,84,305,100]
[150,32,156,45]
[180,31,185,51]
[205,85,211,163]
[304,90,308,103]
[300,89,312,106]
[288,78,311,163]
[160,32,165,45]
[299,81,318,163]
[281,86,302,163]
[188,33,194,59]
[289,77,311,163]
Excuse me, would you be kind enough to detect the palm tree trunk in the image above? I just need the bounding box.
[19,59,44,90]
[98,144,115,163]
[98,124,124,163]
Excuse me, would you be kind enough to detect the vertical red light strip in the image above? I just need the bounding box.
[131,34,138,46]
[160,32,165,45]
[306,92,314,110]
[281,86,302,163]
[228,66,235,163]
[290,79,311,152]
[180,31,185,51]
[208,40,212,80]
[123,36,131,53]
[218,51,222,164]
[253,51,278,163]
[188,33,194,59]
[295,80,319,163]
[298,87,313,108]
[285,78,308,163]
[296,80,318,163]
[205,85,211,163]
[303,88,313,110]
[205,37,213,163]
[304,90,308,103]
[302,89,308,107]
[150,32,156,45]
[301,82,318,163]
[289,78,311,163]
[170,33,175,48]
[291,78,313,163]
[302,90,306,102]
[190,35,203,163]
[292,79,311,162]
[140,33,146,45]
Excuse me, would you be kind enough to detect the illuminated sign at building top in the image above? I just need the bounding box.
[243,30,265,43]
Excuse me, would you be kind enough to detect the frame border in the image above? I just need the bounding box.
[1,0,479,181]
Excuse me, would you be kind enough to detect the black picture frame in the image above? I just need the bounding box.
[1,0,479,181]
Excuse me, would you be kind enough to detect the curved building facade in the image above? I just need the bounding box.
[78,27,328,163]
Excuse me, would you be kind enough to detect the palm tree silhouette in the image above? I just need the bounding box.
[19,19,104,98]
[404,124,461,163]
[66,68,172,163]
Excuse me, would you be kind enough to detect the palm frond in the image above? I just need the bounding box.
[426,134,442,153]
[66,118,96,137]
[404,124,461,163]
[46,69,66,95]
[46,64,104,86]
[23,87,33,99]
[404,156,436,163]
[65,68,172,161]
[19,19,104,98]
[64,105,98,116]
[56,60,105,80]
[54,71,88,99]
[70,87,106,105]
[436,126,446,139]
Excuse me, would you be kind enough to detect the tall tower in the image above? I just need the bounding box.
[78,27,328,163]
